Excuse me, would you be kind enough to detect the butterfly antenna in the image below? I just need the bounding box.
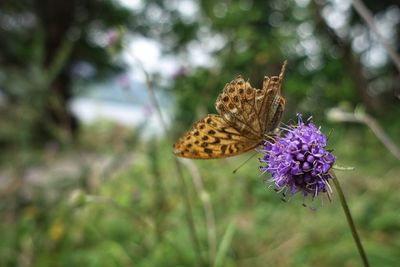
[279,60,288,81]
[232,151,259,174]
[277,60,287,95]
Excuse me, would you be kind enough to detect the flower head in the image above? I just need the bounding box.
[260,114,336,200]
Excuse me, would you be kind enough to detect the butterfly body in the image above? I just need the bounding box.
[173,61,287,159]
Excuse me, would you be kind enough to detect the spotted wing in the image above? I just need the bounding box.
[173,114,261,159]
[215,61,287,137]
[215,76,263,139]
[258,61,287,133]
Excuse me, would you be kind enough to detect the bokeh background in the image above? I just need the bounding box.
[1,0,399,266]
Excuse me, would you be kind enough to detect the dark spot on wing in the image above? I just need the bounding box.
[204,148,213,154]
[221,145,227,154]
[211,138,220,144]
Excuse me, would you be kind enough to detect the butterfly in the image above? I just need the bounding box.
[173,61,287,159]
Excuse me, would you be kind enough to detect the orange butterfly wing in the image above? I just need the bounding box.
[173,61,287,159]
[173,114,260,159]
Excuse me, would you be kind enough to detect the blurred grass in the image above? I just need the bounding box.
[0,120,399,267]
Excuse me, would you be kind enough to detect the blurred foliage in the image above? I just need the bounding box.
[1,122,400,267]
[1,0,400,267]
[0,0,132,145]
[1,0,399,143]
[134,0,400,135]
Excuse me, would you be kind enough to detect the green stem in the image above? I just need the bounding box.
[174,158,206,266]
[137,58,206,266]
[331,171,370,267]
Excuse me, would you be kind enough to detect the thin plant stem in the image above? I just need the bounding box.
[328,108,400,160]
[331,171,370,267]
[351,0,400,73]
[214,221,236,267]
[174,159,205,266]
[181,159,217,265]
[131,55,206,266]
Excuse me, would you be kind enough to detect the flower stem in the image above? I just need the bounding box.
[331,171,370,267]
[136,56,206,266]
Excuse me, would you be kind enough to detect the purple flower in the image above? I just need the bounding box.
[260,114,336,200]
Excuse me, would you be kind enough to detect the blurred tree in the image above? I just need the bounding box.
[312,0,400,113]
[1,0,398,146]
[134,0,399,135]
[0,0,131,145]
